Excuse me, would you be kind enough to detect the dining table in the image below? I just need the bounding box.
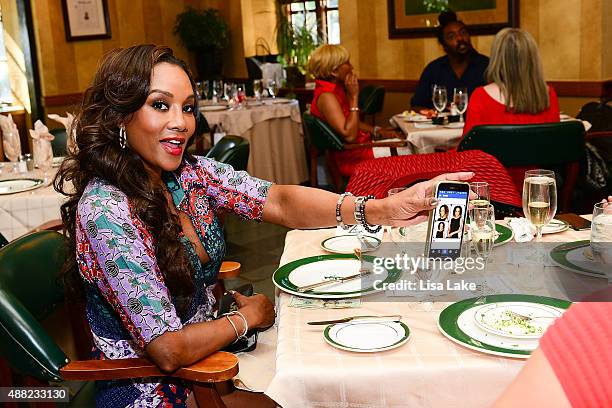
[235,218,605,408]
[200,98,309,185]
[0,167,64,241]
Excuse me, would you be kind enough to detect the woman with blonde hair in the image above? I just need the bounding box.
[308,44,405,178]
[462,28,559,136]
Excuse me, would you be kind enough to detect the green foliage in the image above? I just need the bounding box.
[275,2,320,74]
[174,7,229,52]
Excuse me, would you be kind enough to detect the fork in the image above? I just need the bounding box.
[507,310,556,322]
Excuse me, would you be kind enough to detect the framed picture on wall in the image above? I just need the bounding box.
[387,0,518,38]
[61,0,111,41]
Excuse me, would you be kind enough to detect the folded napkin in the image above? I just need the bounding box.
[508,218,536,242]
[48,112,76,152]
[0,113,21,161]
[29,120,54,169]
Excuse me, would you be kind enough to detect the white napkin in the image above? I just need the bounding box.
[414,123,437,129]
[0,113,21,161]
[29,120,54,168]
[508,218,536,242]
[47,112,76,152]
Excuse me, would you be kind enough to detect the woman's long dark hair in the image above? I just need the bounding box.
[55,44,205,302]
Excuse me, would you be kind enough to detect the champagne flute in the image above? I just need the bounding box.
[522,170,557,242]
[471,203,495,304]
[453,87,468,122]
[469,182,490,227]
[432,85,447,117]
[590,201,612,282]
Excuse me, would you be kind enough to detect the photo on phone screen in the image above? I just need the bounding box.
[427,182,469,259]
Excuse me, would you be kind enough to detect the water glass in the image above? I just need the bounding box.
[195,81,203,99]
[469,182,490,227]
[522,170,557,241]
[201,80,210,100]
[253,79,263,102]
[590,201,612,282]
[453,87,468,122]
[432,85,447,115]
[266,79,277,98]
[212,79,223,102]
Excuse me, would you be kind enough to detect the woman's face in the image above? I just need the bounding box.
[440,207,447,218]
[454,207,461,218]
[125,62,196,178]
[333,60,353,81]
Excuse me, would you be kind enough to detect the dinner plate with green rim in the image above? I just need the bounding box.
[542,219,570,234]
[273,254,402,299]
[320,235,381,254]
[324,319,410,352]
[0,178,44,195]
[473,302,562,339]
[438,294,571,359]
[550,240,606,278]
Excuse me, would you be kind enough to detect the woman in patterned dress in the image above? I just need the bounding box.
[55,44,473,407]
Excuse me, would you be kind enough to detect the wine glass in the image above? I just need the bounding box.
[236,83,247,105]
[432,85,447,116]
[253,79,263,102]
[469,182,490,226]
[471,203,495,304]
[522,170,557,242]
[201,80,210,100]
[266,79,277,99]
[212,79,223,102]
[590,201,612,282]
[453,88,468,122]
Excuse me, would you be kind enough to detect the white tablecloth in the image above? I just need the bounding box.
[261,223,598,408]
[0,169,65,241]
[392,116,463,154]
[201,100,308,185]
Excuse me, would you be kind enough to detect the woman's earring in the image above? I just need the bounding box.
[119,125,127,149]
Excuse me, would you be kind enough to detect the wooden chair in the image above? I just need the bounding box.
[458,121,585,212]
[302,112,406,191]
[0,231,241,407]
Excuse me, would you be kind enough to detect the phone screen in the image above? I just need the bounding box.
[428,184,469,259]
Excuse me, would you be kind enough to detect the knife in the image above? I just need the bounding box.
[296,271,371,293]
[307,315,402,325]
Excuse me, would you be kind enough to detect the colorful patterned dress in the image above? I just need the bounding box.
[75,156,272,407]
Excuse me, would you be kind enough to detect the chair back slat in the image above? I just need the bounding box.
[205,135,250,171]
[302,112,344,151]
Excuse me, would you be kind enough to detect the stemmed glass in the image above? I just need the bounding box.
[590,201,612,282]
[253,79,263,102]
[522,170,557,242]
[236,83,247,108]
[432,85,447,117]
[471,203,495,304]
[453,87,468,122]
[266,79,277,99]
[212,79,223,103]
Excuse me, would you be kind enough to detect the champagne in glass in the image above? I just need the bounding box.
[522,170,557,241]
[469,182,490,228]
[453,87,468,122]
[471,204,495,304]
[432,85,447,116]
[590,201,612,282]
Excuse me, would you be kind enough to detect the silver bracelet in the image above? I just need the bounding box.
[336,192,354,230]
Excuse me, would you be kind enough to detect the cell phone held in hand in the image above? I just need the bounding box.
[425,181,470,259]
[555,213,592,231]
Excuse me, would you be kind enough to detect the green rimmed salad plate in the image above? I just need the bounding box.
[0,178,44,195]
[273,254,402,299]
[438,294,570,359]
[550,240,606,278]
[324,319,410,353]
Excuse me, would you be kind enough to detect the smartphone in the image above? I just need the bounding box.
[425,181,470,259]
[555,213,592,231]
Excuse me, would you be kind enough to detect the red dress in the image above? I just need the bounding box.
[462,85,560,136]
[310,79,373,177]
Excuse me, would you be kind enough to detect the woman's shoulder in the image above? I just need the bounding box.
[77,178,129,218]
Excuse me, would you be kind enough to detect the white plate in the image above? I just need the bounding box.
[324,320,410,352]
[52,156,65,168]
[320,235,381,254]
[473,302,562,339]
[270,98,292,104]
[398,114,430,122]
[0,178,44,195]
[201,105,228,112]
[444,122,465,129]
[542,219,569,234]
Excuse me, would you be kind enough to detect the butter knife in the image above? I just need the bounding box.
[296,271,371,293]
[307,315,402,325]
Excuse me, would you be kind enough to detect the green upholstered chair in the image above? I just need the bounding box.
[358,85,385,125]
[458,121,585,212]
[0,230,239,407]
[302,112,405,191]
[205,135,250,172]
[50,128,68,157]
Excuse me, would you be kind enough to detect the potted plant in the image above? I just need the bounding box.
[275,2,319,88]
[174,7,229,79]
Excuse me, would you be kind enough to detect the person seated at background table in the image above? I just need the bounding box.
[54,43,473,408]
[308,44,406,177]
[410,10,489,114]
[462,28,560,136]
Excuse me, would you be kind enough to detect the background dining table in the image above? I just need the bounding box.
[242,220,602,408]
[200,99,308,185]
[0,168,64,241]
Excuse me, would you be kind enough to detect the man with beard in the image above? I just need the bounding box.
[410,11,489,113]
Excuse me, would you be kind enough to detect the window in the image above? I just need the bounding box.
[282,0,340,44]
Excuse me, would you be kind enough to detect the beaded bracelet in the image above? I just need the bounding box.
[354,195,382,234]
[336,192,354,230]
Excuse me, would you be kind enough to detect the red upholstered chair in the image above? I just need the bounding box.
[345,150,522,213]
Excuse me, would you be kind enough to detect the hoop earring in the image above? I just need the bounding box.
[119,125,127,149]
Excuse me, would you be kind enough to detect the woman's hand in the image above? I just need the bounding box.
[233,292,275,329]
[382,172,474,226]
[344,72,360,101]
